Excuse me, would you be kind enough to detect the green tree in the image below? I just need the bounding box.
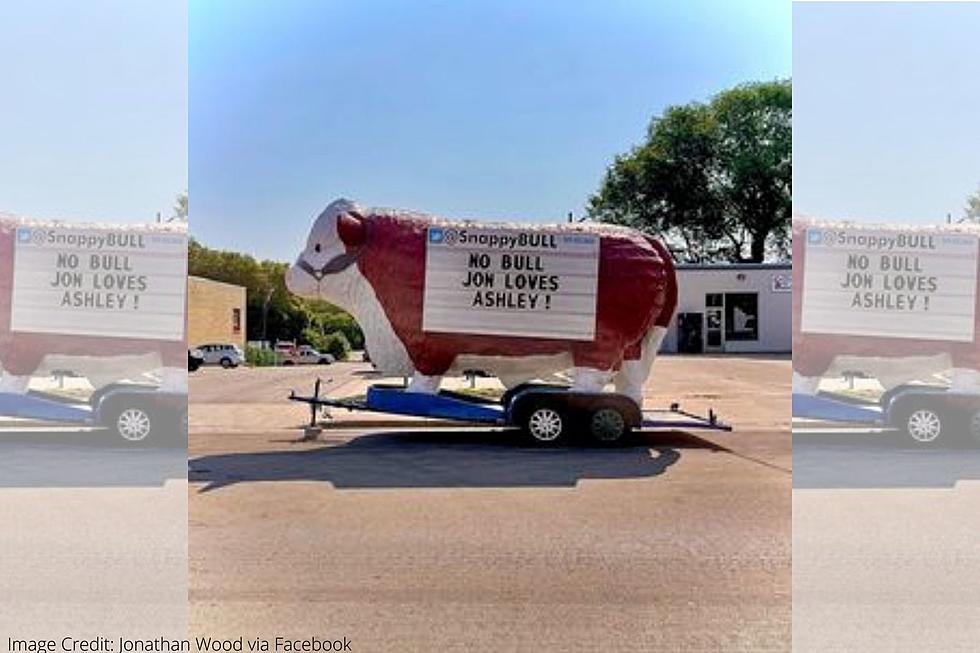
[172,191,188,222]
[588,80,791,262]
[187,240,364,347]
[965,184,980,222]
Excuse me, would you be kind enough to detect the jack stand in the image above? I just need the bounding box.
[301,425,322,441]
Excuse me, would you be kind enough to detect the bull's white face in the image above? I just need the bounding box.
[285,199,366,307]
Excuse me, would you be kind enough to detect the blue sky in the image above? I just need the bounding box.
[0,1,187,224]
[190,0,790,261]
[794,1,980,224]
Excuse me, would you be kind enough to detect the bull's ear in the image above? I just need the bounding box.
[337,211,367,247]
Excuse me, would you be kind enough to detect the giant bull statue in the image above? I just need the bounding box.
[286,199,678,405]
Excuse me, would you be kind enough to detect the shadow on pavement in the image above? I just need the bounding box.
[793,431,980,489]
[189,429,721,491]
[350,369,386,378]
[0,429,186,488]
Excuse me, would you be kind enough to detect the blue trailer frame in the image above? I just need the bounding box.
[0,391,95,423]
[792,391,884,425]
[290,379,732,442]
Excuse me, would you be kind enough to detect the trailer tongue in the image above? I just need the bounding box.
[290,379,731,445]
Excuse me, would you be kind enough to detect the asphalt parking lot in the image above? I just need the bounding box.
[793,431,980,653]
[189,356,791,652]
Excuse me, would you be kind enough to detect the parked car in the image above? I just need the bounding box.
[281,345,334,366]
[275,340,297,355]
[198,343,245,368]
[188,348,205,372]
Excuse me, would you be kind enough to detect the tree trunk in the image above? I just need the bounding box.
[749,231,767,262]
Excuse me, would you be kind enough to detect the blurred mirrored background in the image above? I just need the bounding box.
[793,2,980,651]
[0,1,188,642]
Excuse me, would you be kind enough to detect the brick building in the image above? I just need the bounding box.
[187,276,246,348]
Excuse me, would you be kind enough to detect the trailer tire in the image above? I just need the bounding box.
[968,410,980,446]
[524,404,566,445]
[901,406,944,446]
[589,406,629,444]
[113,405,155,444]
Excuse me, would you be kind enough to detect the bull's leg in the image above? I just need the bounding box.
[406,371,442,394]
[571,367,614,393]
[614,326,668,406]
[158,367,188,393]
[950,368,980,394]
[791,371,821,395]
[0,370,31,394]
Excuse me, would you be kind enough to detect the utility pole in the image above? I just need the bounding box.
[262,286,274,345]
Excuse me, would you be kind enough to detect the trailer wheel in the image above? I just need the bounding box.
[114,406,154,443]
[903,407,943,445]
[525,405,565,444]
[969,410,980,446]
[590,407,628,444]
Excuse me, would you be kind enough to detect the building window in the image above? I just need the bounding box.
[724,293,758,341]
[232,308,242,334]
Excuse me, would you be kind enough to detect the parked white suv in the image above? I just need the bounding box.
[198,343,245,368]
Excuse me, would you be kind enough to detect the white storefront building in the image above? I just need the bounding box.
[660,263,792,354]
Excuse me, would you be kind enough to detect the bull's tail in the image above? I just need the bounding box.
[645,235,678,328]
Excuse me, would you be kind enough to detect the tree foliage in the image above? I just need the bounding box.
[187,240,364,348]
[172,191,188,222]
[965,184,980,222]
[588,80,791,262]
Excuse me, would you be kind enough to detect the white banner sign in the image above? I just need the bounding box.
[422,226,600,340]
[11,226,187,341]
[801,227,978,342]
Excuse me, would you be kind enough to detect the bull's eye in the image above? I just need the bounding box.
[314,243,322,253]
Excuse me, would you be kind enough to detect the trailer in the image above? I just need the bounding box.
[0,383,186,444]
[793,384,980,446]
[290,380,731,445]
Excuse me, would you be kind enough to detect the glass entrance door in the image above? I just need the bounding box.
[705,293,724,351]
